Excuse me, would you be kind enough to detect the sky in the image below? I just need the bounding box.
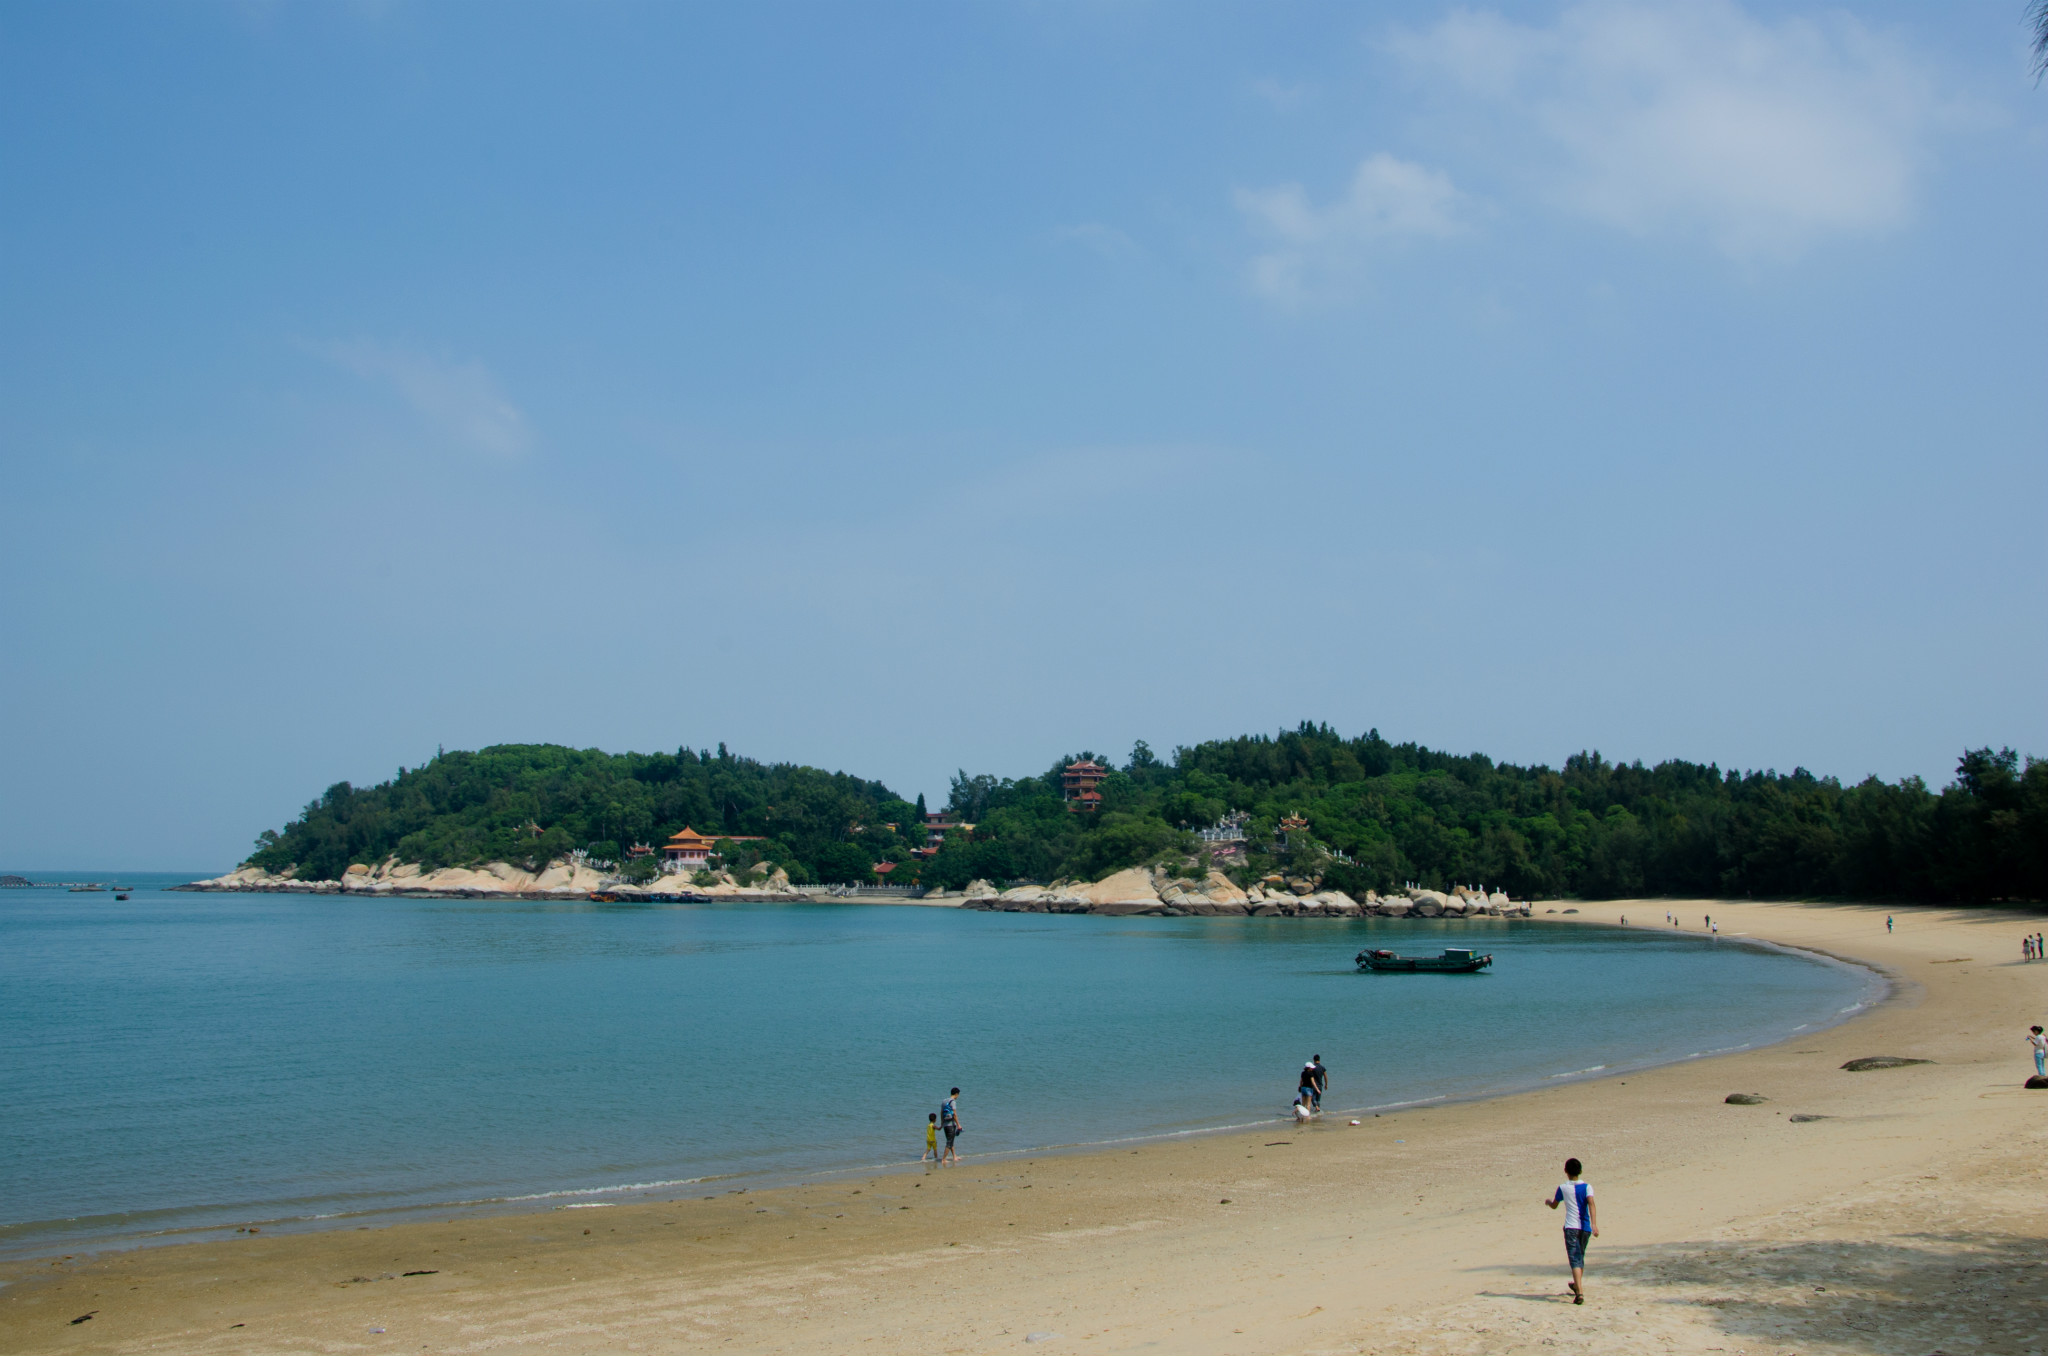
[2,0,2043,870]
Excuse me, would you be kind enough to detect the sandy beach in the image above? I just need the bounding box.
[4,898,2045,1356]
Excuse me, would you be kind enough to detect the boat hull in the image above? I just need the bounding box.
[1355,952,1492,973]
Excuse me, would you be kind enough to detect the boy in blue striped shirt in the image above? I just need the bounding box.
[1543,1158,1598,1304]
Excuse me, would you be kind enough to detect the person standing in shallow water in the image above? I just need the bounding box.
[939,1088,962,1165]
[1544,1157,1598,1304]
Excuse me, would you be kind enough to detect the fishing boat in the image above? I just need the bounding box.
[1355,946,1492,973]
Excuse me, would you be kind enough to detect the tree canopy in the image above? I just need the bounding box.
[246,726,2046,903]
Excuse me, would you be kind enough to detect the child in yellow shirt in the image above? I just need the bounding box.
[923,1112,939,1163]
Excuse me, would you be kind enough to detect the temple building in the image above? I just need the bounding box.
[915,812,974,858]
[1062,759,1108,812]
[659,826,764,872]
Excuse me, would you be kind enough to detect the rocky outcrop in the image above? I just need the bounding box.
[188,856,623,899]
[1724,1093,1770,1105]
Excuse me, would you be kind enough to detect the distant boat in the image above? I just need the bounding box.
[1355,946,1492,974]
[69,886,105,893]
[114,893,130,901]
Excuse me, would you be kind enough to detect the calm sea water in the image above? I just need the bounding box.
[0,873,1878,1257]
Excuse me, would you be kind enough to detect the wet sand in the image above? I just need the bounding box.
[4,899,2045,1355]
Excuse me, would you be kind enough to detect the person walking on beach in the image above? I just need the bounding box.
[939,1088,962,1165]
[1309,1055,1327,1112]
[923,1112,939,1164]
[1544,1158,1598,1304]
[1886,915,1893,933]
[2029,1026,2046,1078]
[1298,1059,1320,1115]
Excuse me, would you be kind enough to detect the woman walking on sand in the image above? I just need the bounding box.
[2028,1026,2046,1079]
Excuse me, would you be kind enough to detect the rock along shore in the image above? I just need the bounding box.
[953,865,1531,917]
[177,860,1532,916]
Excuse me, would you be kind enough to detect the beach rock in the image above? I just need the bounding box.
[1787,1114,1831,1123]
[1200,870,1248,906]
[1489,891,1510,908]
[963,879,997,899]
[1287,878,1314,896]
[1412,898,1443,918]
[1084,868,1160,906]
[1724,1093,1769,1105]
[1378,900,1412,918]
[2026,1075,2048,1089]
[1840,1056,1932,1072]
[1440,898,1467,917]
[344,863,370,877]
[1253,902,1287,916]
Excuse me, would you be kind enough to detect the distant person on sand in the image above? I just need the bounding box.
[923,1112,939,1164]
[1886,915,1893,933]
[2029,1026,2046,1078]
[1544,1157,1598,1304]
[940,1088,962,1165]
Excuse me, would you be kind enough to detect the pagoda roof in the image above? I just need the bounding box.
[663,826,766,847]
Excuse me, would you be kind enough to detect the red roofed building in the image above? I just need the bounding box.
[1063,759,1108,812]
[660,826,765,872]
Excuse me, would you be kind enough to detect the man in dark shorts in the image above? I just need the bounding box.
[1309,1055,1327,1112]
[940,1087,962,1165]
[1543,1157,1598,1303]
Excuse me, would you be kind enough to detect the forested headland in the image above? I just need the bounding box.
[244,726,2047,904]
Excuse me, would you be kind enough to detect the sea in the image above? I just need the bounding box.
[0,872,1881,1258]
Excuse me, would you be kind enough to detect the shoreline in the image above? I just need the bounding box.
[5,898,2044,1355]
[0,917,1880,1264]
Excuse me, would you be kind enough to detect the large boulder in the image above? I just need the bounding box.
[1378,899,1413,917]
[1412,897,1444,918]
[2026,1075,2048,1090]
[1200,870,1249,906]
[963,878,998,899]
[1081,864,1163,909]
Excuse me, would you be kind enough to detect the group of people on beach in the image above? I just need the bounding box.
[1293,1055,1327,1121]
[921,1088,963,1166]
[2023,932,2045,961]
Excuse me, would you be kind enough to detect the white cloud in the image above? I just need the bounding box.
[1053,222,1144,261]
[322,341,532,456]
[1249,78,1316,112]
[1236,152,1472,304]
[1389,0,1942,258]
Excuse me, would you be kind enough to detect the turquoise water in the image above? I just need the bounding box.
[0,874,1878,1257]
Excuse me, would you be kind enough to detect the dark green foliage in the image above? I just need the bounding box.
[245,744,917,883]
[940,725,2047,903]
[245,728,2047,903]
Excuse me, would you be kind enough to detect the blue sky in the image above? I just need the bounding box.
[2,1,2043,870]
